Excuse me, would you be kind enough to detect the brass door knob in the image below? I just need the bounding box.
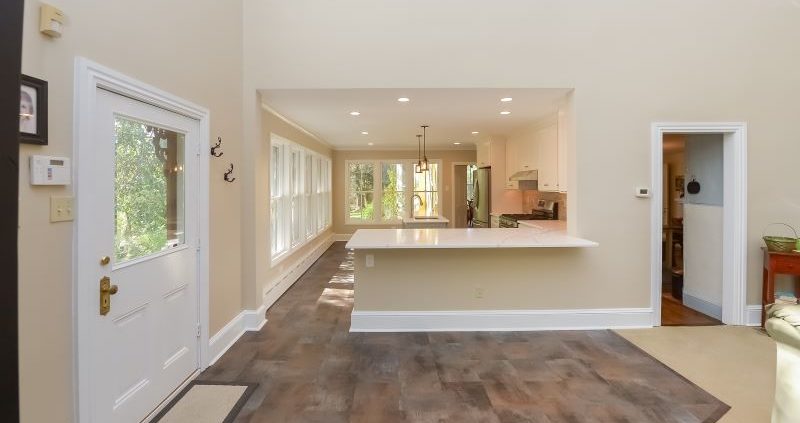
[100,256,110,266]
[100,276,119,316]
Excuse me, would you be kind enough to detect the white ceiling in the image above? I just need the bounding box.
[259,88,571,150]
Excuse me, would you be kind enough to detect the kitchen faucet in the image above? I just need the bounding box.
[412,194,423,215]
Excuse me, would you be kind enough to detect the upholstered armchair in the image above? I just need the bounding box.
[766,304,800,422]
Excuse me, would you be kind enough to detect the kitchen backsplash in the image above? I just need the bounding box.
[522,190,567,221]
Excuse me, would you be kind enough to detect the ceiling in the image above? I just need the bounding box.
[259,88,571,150]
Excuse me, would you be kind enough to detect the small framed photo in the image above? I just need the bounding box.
[19,74,48,145]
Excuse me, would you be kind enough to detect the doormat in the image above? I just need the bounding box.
[152,381,257,423]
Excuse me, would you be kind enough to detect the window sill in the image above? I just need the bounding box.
[344,221,401,226]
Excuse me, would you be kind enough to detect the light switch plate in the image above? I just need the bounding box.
[365,254,375,268]
[50,196,74,222]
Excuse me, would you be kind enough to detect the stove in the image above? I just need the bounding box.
[499,200,558,228]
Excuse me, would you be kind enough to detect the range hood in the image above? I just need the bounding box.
[509,169,538,181]
[509,169,538,190]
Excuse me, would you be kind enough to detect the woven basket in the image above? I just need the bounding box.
[763,223,798,252]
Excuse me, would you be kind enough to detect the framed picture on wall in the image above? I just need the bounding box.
[19,74,48,145]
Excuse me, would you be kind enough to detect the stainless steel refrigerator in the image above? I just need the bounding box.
[472,166,491,228]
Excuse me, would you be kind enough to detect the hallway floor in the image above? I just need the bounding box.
[198,242,730,422]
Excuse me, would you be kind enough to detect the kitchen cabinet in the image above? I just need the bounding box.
[536,125,559,192]
[504,139,519,189]
[476,139,491,167]
[557,108,569,193]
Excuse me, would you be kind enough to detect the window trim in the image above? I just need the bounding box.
[344,159,443,225]
[270,134,331,265]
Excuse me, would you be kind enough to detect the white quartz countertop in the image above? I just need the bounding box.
[345,227,598,249]
[517,220,566,231]
[402,216,450,223]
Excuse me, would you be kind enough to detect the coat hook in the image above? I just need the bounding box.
[224,163,236,182]
[211,137,224,157]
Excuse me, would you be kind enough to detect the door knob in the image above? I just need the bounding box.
[99,276,119,316]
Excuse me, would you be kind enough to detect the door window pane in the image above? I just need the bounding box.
[114,117,185,262]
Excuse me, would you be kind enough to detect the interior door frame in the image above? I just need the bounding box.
[74,57,211,422]
[450,161,476,228]
[650,122,748,326]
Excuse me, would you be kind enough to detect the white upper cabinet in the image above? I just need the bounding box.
[476,139,491,167]
[536,125,559,192]
[504,138,519,189]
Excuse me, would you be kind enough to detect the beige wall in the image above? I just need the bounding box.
[332,149,476,234]
[240,106,333,310]
[243,0,800,310]
[19,0,243,421]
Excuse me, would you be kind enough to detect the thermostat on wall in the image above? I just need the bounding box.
[635,187,650,198]
[30,155,71,185]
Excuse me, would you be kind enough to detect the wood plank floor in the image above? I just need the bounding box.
[661,293,722,327]
[199,242,729,422]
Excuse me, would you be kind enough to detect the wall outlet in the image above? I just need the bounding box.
[474,287,484,299]
[50,196,74,222]
[365,254,375,268]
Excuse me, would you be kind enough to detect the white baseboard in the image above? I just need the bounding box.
[682,293,722,320]
[333,233,352,242]
[207,305,267,366]
[746,304,763,326]
[208,234,334,366]
[262,234,334,309]
[350,308,654,332]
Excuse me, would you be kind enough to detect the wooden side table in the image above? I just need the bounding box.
[762,247,800,327]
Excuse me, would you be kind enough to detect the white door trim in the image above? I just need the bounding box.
[74,57,211,423]
[650,122,747,326]
[450,161,476,228]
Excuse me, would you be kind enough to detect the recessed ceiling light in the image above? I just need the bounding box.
[453,142,462,145]
[501,97,513,102]
[367,142,374,146]
[349,111,361,116]
[500,111,511,115]
[397,97,410,102]
[471,131,479,135]
[361,131,369,135]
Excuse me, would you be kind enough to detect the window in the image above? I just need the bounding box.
[345,159,442,224]
[270,135,331,263]
[413,162,439,217]
[347,162,375,221]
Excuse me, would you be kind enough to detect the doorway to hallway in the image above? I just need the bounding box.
[452,162,477,228]
[650,123,748,327]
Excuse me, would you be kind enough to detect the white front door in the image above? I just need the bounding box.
[83,88,200,422]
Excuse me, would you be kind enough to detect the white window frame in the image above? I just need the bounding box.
[271,134,331,265]
[344,159,443,225]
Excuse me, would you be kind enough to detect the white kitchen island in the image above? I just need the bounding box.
[344,226,619,333]
[346,226,597,249]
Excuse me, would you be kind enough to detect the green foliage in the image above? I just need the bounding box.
[381,165,403,220]
[114,118,169,261]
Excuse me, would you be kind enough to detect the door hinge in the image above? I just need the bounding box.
[196,323,201,338]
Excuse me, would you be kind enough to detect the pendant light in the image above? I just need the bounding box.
[420,125,429,172]
[415,134,423,173]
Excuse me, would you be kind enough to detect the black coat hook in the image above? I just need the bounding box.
[224,163,236,182]
[211,137,224,157]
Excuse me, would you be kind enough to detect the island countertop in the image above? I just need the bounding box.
[345,227,598,249]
